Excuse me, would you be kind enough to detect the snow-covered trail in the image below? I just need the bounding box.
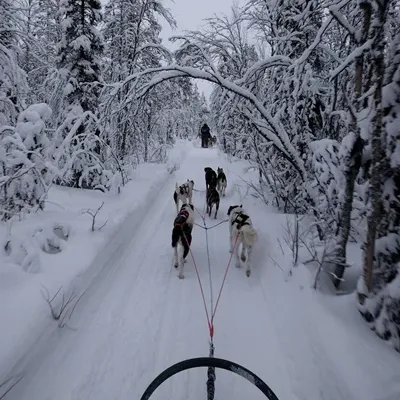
[4,144,292,400]
[5,142,397,400]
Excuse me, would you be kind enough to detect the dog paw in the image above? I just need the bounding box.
[246,270,251,278]
[235,262,241,268]
[178,274,185,279]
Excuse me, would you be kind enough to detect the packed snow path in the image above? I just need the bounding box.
[4,144,400,400]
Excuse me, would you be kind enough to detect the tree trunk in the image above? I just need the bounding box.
[361,0,389,298]
[144,110,150,162]
[333,135,364,287]
[333,1,372,288]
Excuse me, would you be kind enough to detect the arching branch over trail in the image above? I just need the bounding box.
[107,38,306,180]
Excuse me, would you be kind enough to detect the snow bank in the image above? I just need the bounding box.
[217,151,400,400]
[165,138,191,173]
[0,148,184,384]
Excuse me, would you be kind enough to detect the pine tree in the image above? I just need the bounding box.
[57,0,103,115]
[55,0,104,188]
[0,0,28,125]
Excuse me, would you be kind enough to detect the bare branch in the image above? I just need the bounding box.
[41,286,87,328]
[81,202,105,232]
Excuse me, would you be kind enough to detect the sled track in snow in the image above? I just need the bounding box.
[2,166,181,399]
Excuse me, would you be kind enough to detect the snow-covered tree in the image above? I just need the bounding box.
[0,0,28,125]
[57,0,103,116]
[329,0,374,287]
[200,7,259,158]
[55,0,104,188]
[0,104,53,220]
[357,0,400,352]
[17,0,62,105]
[101,0,175,163]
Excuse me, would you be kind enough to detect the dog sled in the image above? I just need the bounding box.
[140,356,280,400]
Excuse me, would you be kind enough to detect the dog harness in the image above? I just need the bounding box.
[232,212,250,229]
[174,209,189,227]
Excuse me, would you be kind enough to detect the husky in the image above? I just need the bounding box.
[204,167,217,192]
[206,186,220,219]
[217,167,227,197]
[171,204,195,279]
[227,205,258,277]
[173,180,194,214]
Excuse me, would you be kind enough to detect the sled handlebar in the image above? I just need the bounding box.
[140,357,280,400]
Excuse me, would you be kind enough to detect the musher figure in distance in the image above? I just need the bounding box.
[201,123,212,148]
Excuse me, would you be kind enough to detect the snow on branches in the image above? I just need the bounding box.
[0,103,53,220]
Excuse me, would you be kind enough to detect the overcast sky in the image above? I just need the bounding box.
[159,0,241,101]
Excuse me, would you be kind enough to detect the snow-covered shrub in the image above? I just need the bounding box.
[358,270,400,352]
[2,221,71,273]
[3,236,41,273]
[33,222,70,254]
[52,108,113,190]
[53,222,71,241]
[0,103,53,220]
[305,139,342,238]
[108,171,124,194]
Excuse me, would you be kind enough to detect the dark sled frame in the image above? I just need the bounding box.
[140,357,280,400]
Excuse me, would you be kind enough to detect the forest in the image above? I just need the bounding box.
[1,0,399,353]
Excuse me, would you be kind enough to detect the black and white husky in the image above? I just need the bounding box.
[206,186,220,219]
[227,205,258,277]
[171,204,195,279]
[173,180,194,213]
[217,167,227,197]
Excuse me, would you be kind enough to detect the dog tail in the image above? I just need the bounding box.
[171,226,181,248]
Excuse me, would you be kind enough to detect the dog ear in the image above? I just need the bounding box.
[240,204,242,208]
[227,206,233,215]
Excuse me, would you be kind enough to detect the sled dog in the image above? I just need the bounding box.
[216,167,227,197]
[227,205,258,277]
[173,180,194,214]
[204,167,217,192]
[171,204,195,279]
[206,186,220,219]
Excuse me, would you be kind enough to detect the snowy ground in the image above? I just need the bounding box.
[0,141,188,385]
[1,141,400,400]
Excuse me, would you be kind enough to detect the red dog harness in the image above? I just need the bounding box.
[174,209,190,227]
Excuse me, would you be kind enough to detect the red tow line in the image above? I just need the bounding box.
[181,230,240,339]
